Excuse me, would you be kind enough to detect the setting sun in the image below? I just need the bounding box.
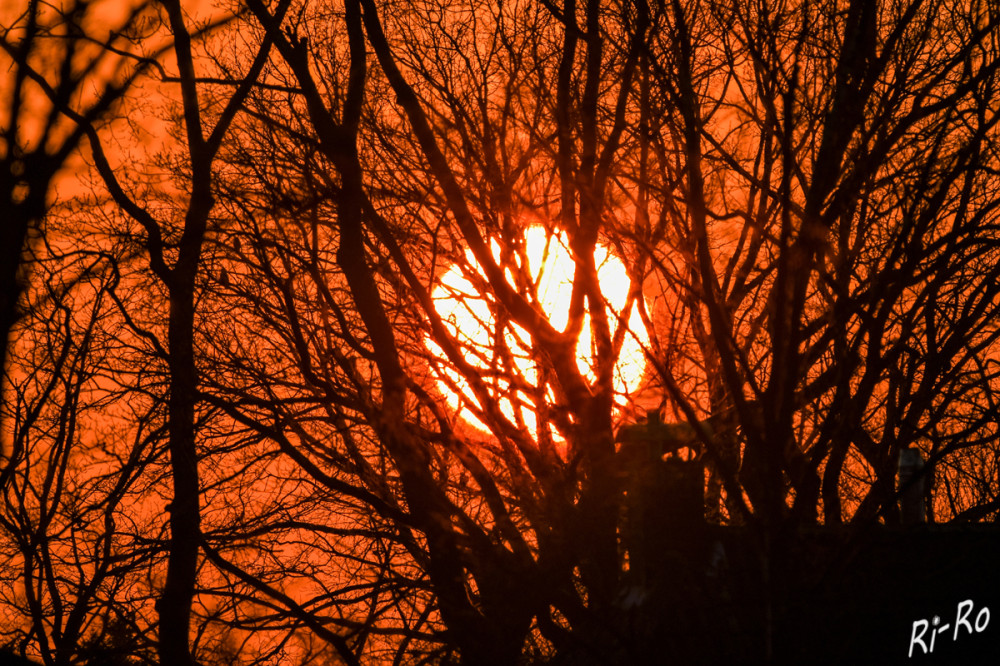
[427,225,647,438]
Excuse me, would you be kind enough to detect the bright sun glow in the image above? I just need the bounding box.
[427,225,647,439]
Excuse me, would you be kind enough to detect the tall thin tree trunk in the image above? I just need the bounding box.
[158,270,203,666]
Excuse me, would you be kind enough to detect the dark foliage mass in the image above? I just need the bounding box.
[2,0,999,663]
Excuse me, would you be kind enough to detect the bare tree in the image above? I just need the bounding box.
[2,0,999,663]
[0,0,154,457]
[227,0,1000,661]
[21,2,278,662]
[0,238,160,666]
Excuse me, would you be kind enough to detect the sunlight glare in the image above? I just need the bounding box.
[427,226,647,439]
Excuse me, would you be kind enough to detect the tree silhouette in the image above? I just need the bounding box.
[0,0,157,473]
[3,0,1000,663]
